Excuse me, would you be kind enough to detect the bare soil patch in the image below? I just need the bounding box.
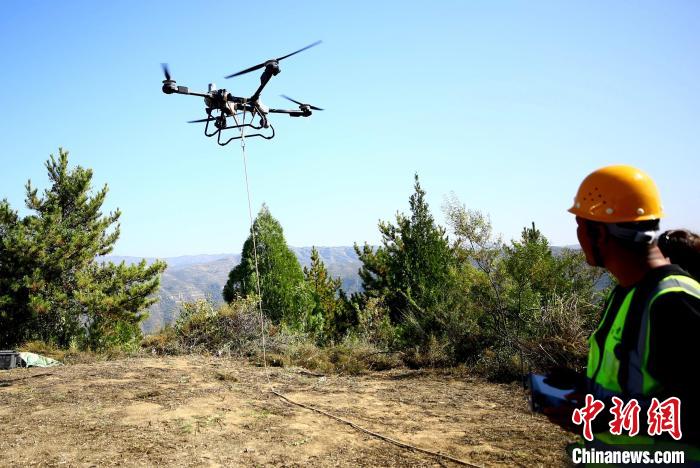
[0,356,573,466]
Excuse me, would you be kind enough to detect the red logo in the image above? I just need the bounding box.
[572,394,606,441]
[571,395,682,441]
[609,397,640,436]
[647,397,682,440]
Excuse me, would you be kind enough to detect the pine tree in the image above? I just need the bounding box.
[355,174,453,335]
[0,149,166,349]
[503,222,603,336]
[77,260,167,349]
[0,200,30,346]
[223,205,310,326]
[303,247,352,343]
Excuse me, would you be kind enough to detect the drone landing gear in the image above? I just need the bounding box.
[199,111,275,146]
[216,123,275,146]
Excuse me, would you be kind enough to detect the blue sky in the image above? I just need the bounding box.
[1,1,698,257]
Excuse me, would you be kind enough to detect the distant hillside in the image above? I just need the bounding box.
[292,246,363,293]
[107,245,586,334]
[104,246,363,334]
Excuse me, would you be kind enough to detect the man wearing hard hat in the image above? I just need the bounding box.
[567,165,700,461]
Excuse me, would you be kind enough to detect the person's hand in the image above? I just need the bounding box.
[544,367,585,390]
[543,391,584,433]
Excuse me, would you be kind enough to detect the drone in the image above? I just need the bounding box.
[161,41,323,145]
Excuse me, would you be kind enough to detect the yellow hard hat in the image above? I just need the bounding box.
[568,165,664,223]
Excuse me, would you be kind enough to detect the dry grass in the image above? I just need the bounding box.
[18,340,142,365]
[0,355,576,467]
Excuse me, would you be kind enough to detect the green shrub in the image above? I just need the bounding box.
[472,346,523,383]
[172,297,267,356]
[141,327,179,355]
[517,292,598,374]
[355,297,396,349]
[145,298,404,375]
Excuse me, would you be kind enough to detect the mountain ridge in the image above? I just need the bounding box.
[105,246,363,333]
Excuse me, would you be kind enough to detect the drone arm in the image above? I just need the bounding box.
[186,90,210,98]
[269,108,309,117]
[174,86,209,97]
[250,68,275,101]
[162,82,209,98]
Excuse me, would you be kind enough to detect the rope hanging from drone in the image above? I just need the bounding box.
[236,104,272,387]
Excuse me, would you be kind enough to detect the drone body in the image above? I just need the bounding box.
[161,41,323,145]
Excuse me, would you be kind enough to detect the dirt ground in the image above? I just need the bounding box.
[0,356,574,467]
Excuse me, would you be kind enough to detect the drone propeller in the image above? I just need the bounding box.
[187,117,216,123]
[161,63,172,81]
[281,94,323,111]
[276,40,322,61]
[225,40,322,79]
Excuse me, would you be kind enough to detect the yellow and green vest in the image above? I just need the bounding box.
[587,273,700,397]
[584,272,700,461]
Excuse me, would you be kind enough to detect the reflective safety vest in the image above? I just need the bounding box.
[587,273,700,397]
[583,272,700,463]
